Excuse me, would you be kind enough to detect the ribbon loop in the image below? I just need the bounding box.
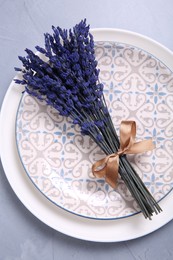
[92,121,155,189]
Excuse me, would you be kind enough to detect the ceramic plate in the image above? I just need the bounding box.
[15,39,173,219]
[1,29,173,242]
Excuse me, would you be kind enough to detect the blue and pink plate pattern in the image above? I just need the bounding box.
[16,41,173,219]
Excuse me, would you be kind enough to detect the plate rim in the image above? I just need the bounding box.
[1,28,173,242]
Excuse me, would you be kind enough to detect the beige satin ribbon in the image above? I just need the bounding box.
[92,121,155,189]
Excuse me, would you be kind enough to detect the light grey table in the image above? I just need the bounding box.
[0,1,173,259]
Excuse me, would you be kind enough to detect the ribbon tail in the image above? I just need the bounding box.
[92,156,109,178]
[92,155,119,189]
[125,139,155,154]
[105,156,119,189]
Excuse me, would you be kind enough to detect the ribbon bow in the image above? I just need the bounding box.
[92,121,155,189]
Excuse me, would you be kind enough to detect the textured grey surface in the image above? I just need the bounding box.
[0,0,173,259]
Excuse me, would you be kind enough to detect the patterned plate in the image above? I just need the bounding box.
[16,41,173,220]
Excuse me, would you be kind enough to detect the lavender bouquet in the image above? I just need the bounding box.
[15,19,162,219]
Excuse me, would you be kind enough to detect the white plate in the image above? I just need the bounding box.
[15,39,173,220]
[1,29,173,242]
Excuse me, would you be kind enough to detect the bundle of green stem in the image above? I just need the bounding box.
[99,97,162,219]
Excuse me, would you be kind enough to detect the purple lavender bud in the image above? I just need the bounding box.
[60,110,70,116]
[14,67,22,72]
[102,107,109,115]
[77,101,82,108]
[96,134,103,142]
[47,93,57,100]
[66,99,74,107]
[35,46,46,54]
[44,33,52,57]
[95,121,104,128]
[70,52,79,63]
[73,119,79,124]
[66,78,74,87]
[72,95,78,102]
[14,79,26,84]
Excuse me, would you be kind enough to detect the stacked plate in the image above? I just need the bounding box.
[1,29,173,242]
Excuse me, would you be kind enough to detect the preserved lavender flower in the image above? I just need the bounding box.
[14,19,162,219]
